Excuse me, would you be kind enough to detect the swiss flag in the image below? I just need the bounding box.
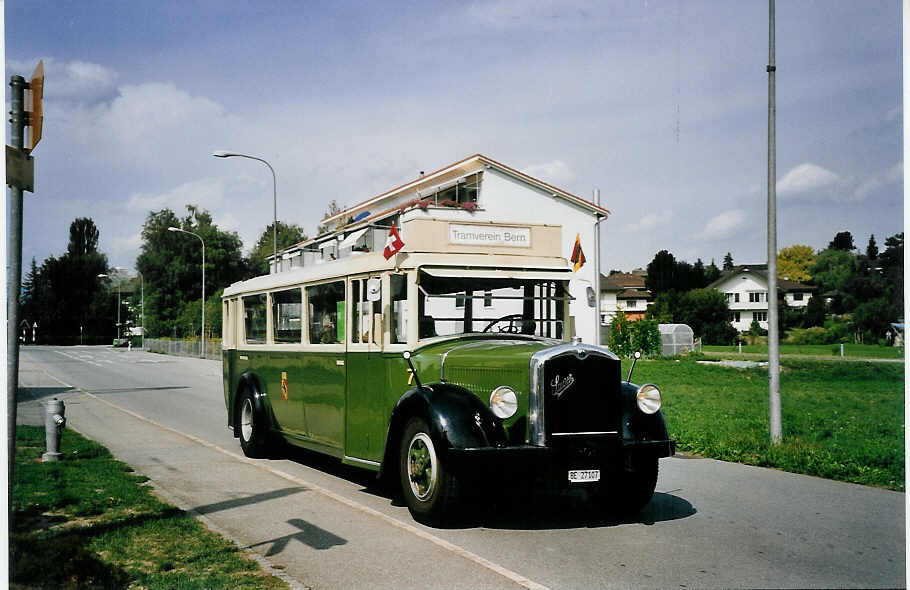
[383,225,405,259]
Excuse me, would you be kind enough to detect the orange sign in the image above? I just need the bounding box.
[28,61,44,152]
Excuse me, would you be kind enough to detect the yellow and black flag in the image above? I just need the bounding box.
[570,233,586,272]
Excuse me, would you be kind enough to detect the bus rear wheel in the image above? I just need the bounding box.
[399,418,460,525]
[237,390,269,458]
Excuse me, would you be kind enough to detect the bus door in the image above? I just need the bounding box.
[302,280,346,450]
[344,276,385,463]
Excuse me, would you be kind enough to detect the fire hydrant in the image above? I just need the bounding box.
[41,398,66,462]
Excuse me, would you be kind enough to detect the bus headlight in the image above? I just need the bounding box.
[636,384,662,414]
[490,386,518,419]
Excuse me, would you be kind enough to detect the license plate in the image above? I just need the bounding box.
[568,469,600,483]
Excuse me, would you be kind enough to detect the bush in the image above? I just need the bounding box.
[608,313,661,357]
[785,326,830,345]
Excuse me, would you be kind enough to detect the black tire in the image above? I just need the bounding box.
[237,389,269,458]
[399,418,461,525]
[600,456,658,516]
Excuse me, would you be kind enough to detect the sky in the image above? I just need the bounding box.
[5,0,903,276]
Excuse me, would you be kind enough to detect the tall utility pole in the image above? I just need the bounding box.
[7,75,27,525]
[767,0,782,444]
[7,61,43,527]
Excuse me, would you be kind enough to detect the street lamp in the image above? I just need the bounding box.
[97,272,122,343]
[212,150,278,271]
[168,226,206,358]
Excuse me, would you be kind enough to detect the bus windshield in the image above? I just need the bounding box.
[417,269,570,340]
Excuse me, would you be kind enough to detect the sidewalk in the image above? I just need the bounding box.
[16,355,529,590]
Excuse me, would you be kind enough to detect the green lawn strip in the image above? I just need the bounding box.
[12,426,289,589]
[625,358,904,491]
[702,343,903,359]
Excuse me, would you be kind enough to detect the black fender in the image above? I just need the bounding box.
[379,382,506,479]
[620,381,671,443]
[231,371,273,438]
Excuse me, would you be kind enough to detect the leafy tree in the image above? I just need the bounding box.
[828,231,856,251]
[630,320,662,357]
[315,199,343,235]
[803,295,827,328]
[722,252,734,271]
[645,250,677,295]
[247,221,307,276]
[21,218,112,344]
[674,288,738,345]
[704,259,722,284]
[810,249,857,295]
[608,311,633,357]
[853,297,897,343]
[865,234,879,261]
[136,205,247,338]
[777,245,815,282]
[878,232,903,311]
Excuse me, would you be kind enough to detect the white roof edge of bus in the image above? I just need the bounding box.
[223,252,571,298]
[419,268,573,281]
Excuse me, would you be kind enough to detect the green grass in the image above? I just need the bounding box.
[626,357,905,490]
[12,426,289,589]
[702,343,904,359]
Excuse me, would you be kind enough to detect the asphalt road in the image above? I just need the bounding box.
[17,345,906,589]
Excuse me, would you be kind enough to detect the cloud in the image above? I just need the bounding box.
[852,161,902,201]
[521,160,576,185]
[624,209,673,232]
[777,163,841,197]
[7,57,118,102]
[703,209,745,239]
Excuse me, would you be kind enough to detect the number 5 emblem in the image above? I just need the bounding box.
[281,372,289,401]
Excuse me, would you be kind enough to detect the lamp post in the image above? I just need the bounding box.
[97,273,122,343]
[212,150,278,271]
[168,227,206,358]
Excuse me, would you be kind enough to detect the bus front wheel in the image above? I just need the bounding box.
[399,418,461,525]
[237,390,268,458]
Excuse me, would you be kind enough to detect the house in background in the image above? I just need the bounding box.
[708,264,815,332]
[600,269,651,324]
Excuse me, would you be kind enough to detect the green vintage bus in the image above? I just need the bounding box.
[221,218,675,524]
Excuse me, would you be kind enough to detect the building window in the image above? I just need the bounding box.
[734,293,740,303]
[626,300,637,309]
[731,311,741,323]
[455,293,466,308]
[483,290,492,307]
[793,292,804,301]
[753,311,768,322]
[749,292,766,303]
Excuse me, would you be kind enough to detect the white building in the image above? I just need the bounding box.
[708,264,815,332]
[267,154,610,344]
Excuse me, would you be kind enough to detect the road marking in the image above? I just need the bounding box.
[78,389,551,590]
[54,349,104,368]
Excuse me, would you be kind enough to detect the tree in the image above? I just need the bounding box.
[136,205,247,338]
[828,231,855,251]
[247,221,307,276]
[777,245,815,282]
[803,295,826,328]
[810,249,857,295]
[722,252,734,270]
[21,218,112,344]
[315,199,343,235]
[865,234,879,261]
[853,297,897,343]
[645,250,677,295]
[674,288,738,345]
[704,259,722,284]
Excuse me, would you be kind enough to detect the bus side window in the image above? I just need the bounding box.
[390,274,407,344]
[243,294,268,344]
[307,281,345,344]
[272,287,302,344]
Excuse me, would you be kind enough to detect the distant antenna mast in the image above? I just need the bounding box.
[767,0,782,444]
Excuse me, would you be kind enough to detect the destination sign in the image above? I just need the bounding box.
[449,224,531,248]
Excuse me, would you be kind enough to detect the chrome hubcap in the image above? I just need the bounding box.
[241,398,253,442]
[407,432,437,501]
